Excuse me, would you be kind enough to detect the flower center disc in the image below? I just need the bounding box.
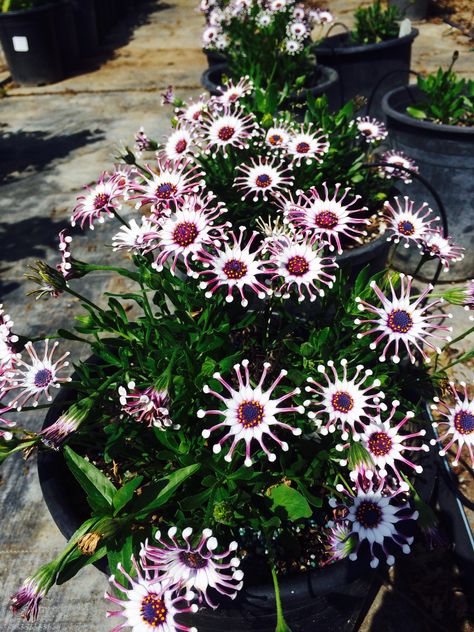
[238,400,264,429]
[387,309,413,333]
[398,220,415,236]
[296,141,310,154]
[331,391,354,413]
[34,368,53,388]
[227,92,239,102]
[223,259,248,280]
[454,410,474,435]
[286,255,309,276]
[218,126,235,141]
[269,134,283,146]
[175,139,187,154]
[140,593,167,627]
[173,222,198,247]
[255,173,272,188]
[355,500,382,528]
[314,211,338,229]
[179,550,208,569]
[156,182,177,199]
[368,431,392,456]
[94,192,109,209]
[360,127,373,137]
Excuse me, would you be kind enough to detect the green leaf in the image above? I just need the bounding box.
[406,106,427,120]
[269,484,312,521]
[64,446,117,513]
[107,534,135,585]
[113,476,144,514]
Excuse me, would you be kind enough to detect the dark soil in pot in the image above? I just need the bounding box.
[314,29,418,120]
[382,84,474,280]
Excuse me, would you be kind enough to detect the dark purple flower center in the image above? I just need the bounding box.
[398,220,415,236]
[360,127,374,137]
[368,431,392,456]
[331,391,354,413]
[179,550,208,569]
[286,255,309,276]
[255,173,272,188]
[238,400,264,429]
[173,222,198,248]
[296,141,310,154]
[314,211,338,229]
[140,593,167,626]
[175,139,187,154]
[94,192,109,210]
[227,92,239,102]
[218,126,235,141]
[34,368,53,389]
[387,309,413,334]
[355,500,382,529]
[454,410,474,435]
[269,134,283,146]
[156,182,177,199]
[223,259,247,280]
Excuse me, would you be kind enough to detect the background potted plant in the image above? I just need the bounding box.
[382,53,474,279]
[315,0,418,118]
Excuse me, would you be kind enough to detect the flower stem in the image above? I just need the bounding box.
[271,566,293,632]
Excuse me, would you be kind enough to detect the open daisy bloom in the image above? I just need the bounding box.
[383,196,439,248]
[200,105,257,158]
[285,124,329,165]
[355,116,388,143]
[421,228,465,270]
[379,150,419,183]
[431,382,474,466]
[234,155,294,202]
[71,172,123,230]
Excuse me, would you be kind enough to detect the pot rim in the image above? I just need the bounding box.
[382,84,474,136]
[315,28,418,56]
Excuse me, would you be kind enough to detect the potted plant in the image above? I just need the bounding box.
[315,0,418,118]
[1,103,473,630]
[199,0,339,112]
[382,53,474,279]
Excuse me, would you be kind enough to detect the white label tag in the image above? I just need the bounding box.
[398,18,412,38]
[12,36,29,52]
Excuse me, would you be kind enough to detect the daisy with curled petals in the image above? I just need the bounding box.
[112,165,136,199]
[0,305,19,371]
[431,381,474,466]
[285,124,329,166]
[265,233,338,302]
[133,158,205,214]
[113,218,160,255]
[383,196,439,249]
[71,172,123,230]
[354,116,388,143]
[213,76,254,107]
[324,523,355,565]
[283,38,304,55]
[3,340,71,410]
[379,149,418,183]
[286,182,369,254]
[234,156,294,202]
[152,194,229,276]
[194,227,271,306]
[286,20,309,39]
[198,360,304,467]
[421,228,465,271]
[141,527,243,608]
[118,381,179,430]
[339,400,429,489]
[177,95,209,126]
[355,274,452,364]
[105,556,198,632]
[163,127,194,161]
[256,10,274,27]
[201,105,257,158]
[263,122,292,151]
[304,359,385,440]
[329,472,418,568]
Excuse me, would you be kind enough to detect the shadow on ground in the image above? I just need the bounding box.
[0,217,70,265]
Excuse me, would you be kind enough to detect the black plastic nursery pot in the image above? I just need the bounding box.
[314,29,418,119]
[382,85,474,279]
[336,232,390,279]
[0,3,64,85]
[70,0,99,57]
[52,0,80,72]
[205,49,227,68]
[201,63,341,113]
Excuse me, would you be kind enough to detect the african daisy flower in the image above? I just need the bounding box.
[431,381,474,466]
[177,95,209,126]
[421,228,465,271]
[152,193,229,275]
[256,10,274,27]
[2,340,71,410]
[379,150,418,183]
[198,360,304,466]
[355,116,388,143]
[324,523,355,564]
[284,37,304,55]
[266,233,338,302]
[194,226,271,306]
[39,401,90,450]
[0,304,19,370]
[112,218,160,255]
[134,127,155,155]
[105,556,198,632]
[286,20,309,39]
[141,527,243,608]
[133,158,205,214]
[355,274,452,364]
[163,127,194,161]
[213,76,254,107]
[305,359,385,439]
[202,24,221,48]
[200,105,257,158]
[329,473,418,568]
[234,156,294,202]
[263,123,292,151]
[118,381,179,430]
[10,562,56,622]
[285,124,329,165]
[309,8,334,24]
[71,172,123,230]
[286,182,369,254]
[383,197,439,249]
[343,400,429,489]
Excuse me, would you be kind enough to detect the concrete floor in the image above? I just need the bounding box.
[0,1,473,630]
